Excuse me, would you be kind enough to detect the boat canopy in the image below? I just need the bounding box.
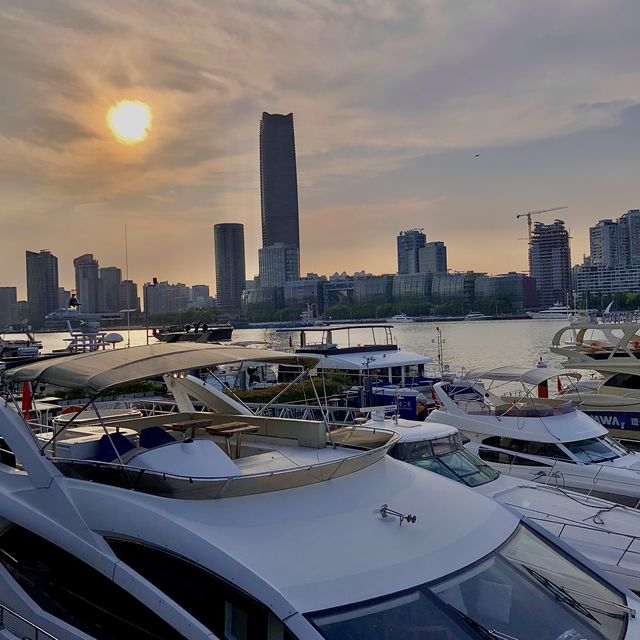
[462,366,581,386]
[275,324,394,332]
[4,343,319,394]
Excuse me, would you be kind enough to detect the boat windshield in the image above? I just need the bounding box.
[307,524,628,640]
[391,433,499,487]
[562,436,628,463]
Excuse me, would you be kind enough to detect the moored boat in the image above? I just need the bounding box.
[2,344,638,639]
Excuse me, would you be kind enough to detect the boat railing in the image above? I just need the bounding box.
[0,602,58,640]
[518,506,640,570]
[50,428,400,500]
[459,398,578,418]
[496,452,640,509]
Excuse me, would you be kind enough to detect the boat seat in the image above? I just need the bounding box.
[93,433,136,463]
[140,426,177,449]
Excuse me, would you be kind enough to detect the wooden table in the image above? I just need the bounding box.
[163,418,217,439]
[204,422,259,458]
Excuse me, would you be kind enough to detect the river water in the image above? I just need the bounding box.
[35,319,571,371]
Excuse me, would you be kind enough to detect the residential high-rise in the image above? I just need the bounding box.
[99,266,122,312]
[214,223,246,314]
[397,229,426,274]
[74,254,100,313]
[419,241,448,274]
[143,281,190,315]
[119,280,140,312]
[589,219,619,267]
[191,285,212,308]
[529,220,572,307]
[0,287,17,328]
[26,249,59,326]
[259,113,300,250]
[258,243,300,287]
[617,209,640,266]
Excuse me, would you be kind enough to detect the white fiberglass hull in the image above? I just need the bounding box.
[477,473,640,592]
[428,408,640,506]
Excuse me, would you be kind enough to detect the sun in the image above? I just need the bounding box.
[107,100,152,144]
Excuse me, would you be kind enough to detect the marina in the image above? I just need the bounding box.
[3,341,640,639]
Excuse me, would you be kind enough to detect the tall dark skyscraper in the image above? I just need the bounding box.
[259,112,300,251]
[214,223,246,314]
[26,249,59,327]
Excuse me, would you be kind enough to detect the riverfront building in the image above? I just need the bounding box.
[214,223,246,314]
[529,220,572,307]
[397,229,426,274]
[26,249,59,327]
[259,112,301,286]
[258,242,300,287]
[73,254,100,313]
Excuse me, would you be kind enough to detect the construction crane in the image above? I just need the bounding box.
[516,206,568,241]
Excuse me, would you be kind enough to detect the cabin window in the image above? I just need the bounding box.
[480,437,570,462]
[603,373,640,390]
[0,524,184,640]
[106,538,295,640]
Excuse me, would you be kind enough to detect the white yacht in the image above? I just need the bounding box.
[429,366,640,506]
[279,324,436,419]
[464,312,492,321]
[1,344,638,639]
[380,415,640,592]
[387,313,414,323]
[527,302,579,319]
[551,321,640,438]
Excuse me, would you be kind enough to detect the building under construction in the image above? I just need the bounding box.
[529,219,572,307]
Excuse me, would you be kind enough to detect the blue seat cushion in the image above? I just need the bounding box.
[94,433,136,463]
[140,426,176,449]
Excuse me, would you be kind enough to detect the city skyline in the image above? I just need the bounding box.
[1,1,639,297]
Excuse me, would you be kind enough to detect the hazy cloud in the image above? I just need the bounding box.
[1,0,638,293]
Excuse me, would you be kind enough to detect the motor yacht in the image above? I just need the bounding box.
[378,414,640,592]
[0,332,42,361]
[552,321,640,439]
[464,312,492,321]
[1,344,638,639]
[152,322,233,343]
[386,313,414,323]
[278,324,436,419]
[527,302,580,320]
[429,366,640,507]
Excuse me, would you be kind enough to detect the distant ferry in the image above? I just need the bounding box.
[386,313,414,323]
[464,312,492,321]
[526,302,578,319]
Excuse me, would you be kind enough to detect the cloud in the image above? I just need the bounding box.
[0,0,639,294]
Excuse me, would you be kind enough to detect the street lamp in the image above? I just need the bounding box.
[144,277,158,345]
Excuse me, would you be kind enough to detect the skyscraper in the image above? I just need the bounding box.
[119,280,140,313]
[529,220,572,307]
[99,266,122,312]
[617,209,640,266]
[258,242,300,286]
[260,112,300,278]
[26,249,59,326]
[589,219,619,268]
[214,223,246,314]
[74,254,100,313]
[397,229,426,274]
[0,287,17,328]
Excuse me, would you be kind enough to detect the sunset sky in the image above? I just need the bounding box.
[1,0,639,298]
